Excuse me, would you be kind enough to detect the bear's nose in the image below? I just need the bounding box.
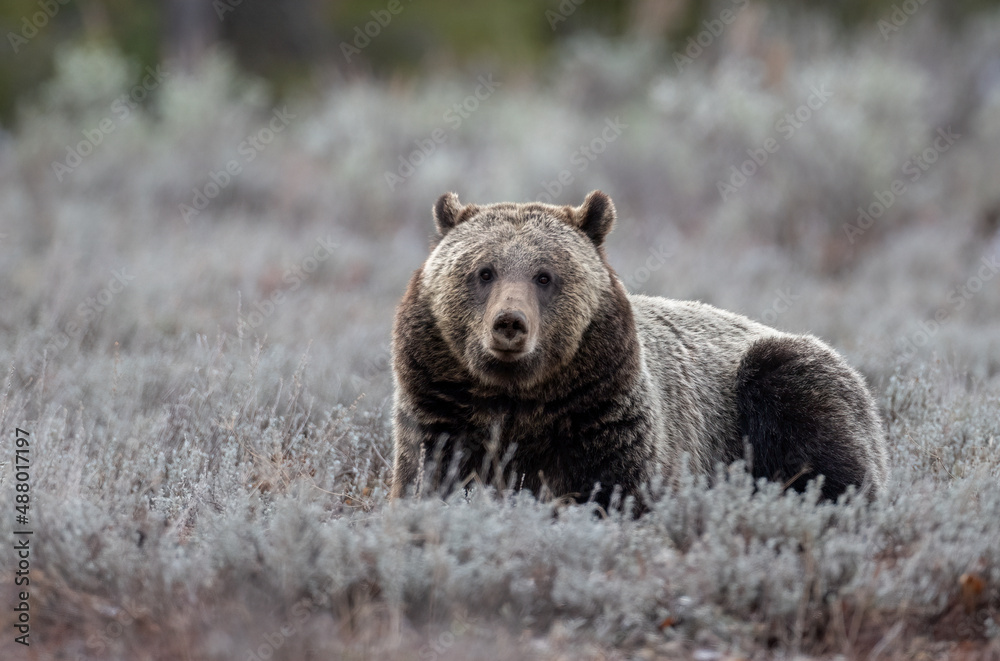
[492,310,528,345]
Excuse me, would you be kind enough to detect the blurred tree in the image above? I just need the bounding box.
[216,0,329,89]
[164,0,217,70]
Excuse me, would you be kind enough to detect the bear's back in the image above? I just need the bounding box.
[628,295,785,473]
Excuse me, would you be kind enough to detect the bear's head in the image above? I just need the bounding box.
[420,190,619,391]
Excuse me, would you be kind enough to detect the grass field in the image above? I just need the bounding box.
[2,11,1000,659]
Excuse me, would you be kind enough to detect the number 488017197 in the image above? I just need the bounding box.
[14,429,29,523]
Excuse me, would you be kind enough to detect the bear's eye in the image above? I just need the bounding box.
[536,272,551,286]
[479,268,494,282]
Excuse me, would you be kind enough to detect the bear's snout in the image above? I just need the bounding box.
[485,280,539,358]
[493,310,528,344]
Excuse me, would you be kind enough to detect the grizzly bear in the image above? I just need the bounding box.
[389,190,888,509]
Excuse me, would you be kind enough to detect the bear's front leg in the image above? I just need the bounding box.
[390,404,487,499]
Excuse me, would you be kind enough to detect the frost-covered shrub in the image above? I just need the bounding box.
[3,10,1000,659]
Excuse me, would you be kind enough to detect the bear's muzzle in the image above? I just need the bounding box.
[486,280,539,359]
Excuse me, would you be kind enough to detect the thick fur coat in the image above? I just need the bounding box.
[390,191,887,507]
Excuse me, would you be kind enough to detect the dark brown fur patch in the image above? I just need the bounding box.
[433,192,480,236]
[573,190,615,246]
[735,336,877,500]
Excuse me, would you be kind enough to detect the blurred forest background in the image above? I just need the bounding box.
[3,1,1000,659]
[3,0,1000,124]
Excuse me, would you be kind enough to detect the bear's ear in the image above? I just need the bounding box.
[572,190,616,246]
[433,192,465,236]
